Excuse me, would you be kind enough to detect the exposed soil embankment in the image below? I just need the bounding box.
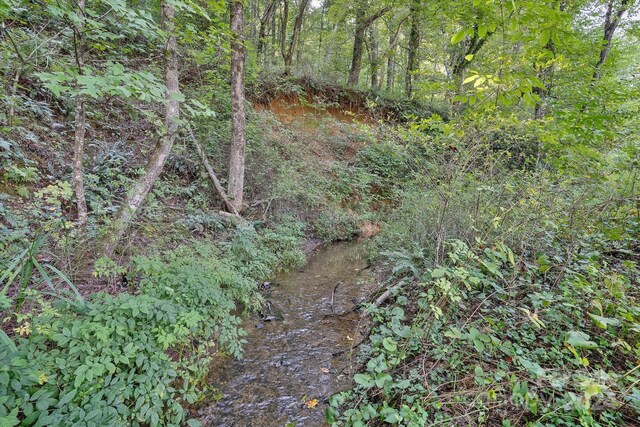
[250,76,445,124]
[254,95,375,126]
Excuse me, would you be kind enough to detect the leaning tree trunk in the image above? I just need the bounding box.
[102,0,179,256]
[72,0,88,226]
[228,0,246,213]
[593,0,630,81]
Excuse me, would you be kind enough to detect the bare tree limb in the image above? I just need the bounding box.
[188,125,242,218]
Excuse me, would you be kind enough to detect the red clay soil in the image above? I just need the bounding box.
[253,95,376,127]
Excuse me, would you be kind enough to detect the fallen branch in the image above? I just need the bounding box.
[333,281,407,357]
[188,125,241,218]
[361,280,406,318]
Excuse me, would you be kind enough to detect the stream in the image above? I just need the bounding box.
[198,241,377,427]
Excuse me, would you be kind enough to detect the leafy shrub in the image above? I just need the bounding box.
[329,236,640,426]
[222,220,306,280]
[0,224,306,426]
[313,209,360,242]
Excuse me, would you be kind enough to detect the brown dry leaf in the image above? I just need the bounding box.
[319,367,330,373]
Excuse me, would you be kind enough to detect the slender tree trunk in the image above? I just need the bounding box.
[532,40,557,119]
[102,0,179,256]
[229,0,247,213]
[318,0,326,52]
[348,6,390,86]
[271,0,277,63]
[386,53,395,91]
[281,0,309,74]
[280,0,289,70]
[533,0,566,119]
[367,26,379,89]
[593,0,629,80]
[405,0,421,96]
[385,17,406,91]
[72,0,88,226]
[258,0,277,62]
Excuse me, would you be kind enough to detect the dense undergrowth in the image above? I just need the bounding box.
[1,74,638,426]
[0,73,388,425]
[0,221,306,426]
[326,113,640,426]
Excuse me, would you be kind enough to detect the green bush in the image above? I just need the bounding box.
[329,236,640,426]
[0,224,306,427]
[313,209,360,242]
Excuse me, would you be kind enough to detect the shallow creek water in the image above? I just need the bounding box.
[198,242,377,427]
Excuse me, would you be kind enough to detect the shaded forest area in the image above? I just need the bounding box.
[1,0,639,425]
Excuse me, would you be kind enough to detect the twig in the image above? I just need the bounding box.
[330,281,342,314]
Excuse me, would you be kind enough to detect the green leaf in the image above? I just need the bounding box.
[565,331,598,349]
[462,75,480,85]
[382,337,397,352]
[375,373,392,388]
[0,408,20,427]
[430,268,446,278]
[451,30,466,44]
[478,24,488,38]
[381,407,402,423]
[539,29,551,46]
[353,374,374,388]
[444,327,462,339]
[518,358,546,378]
[0,331,16,353]
[588,313,620,330]
[56,390,77,408]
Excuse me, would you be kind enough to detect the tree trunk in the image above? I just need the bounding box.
[348,8,365,86]
[281,0,309,74]
[102,0,179,256]
[593,0,629,80]
[367,26,379,89]
[348,6,390,86]
[72,0,88,226]
[533,0,566,119]
[386,49,395,91]
[258,0,277,61]
[385,17,406,91]
[271,0,277,62]
[405,0,421,96]
[280,0,289,70]
[450,24,492,82]
[318,0,326,52]
[229,0,246,213]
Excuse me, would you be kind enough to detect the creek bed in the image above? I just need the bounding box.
[198,241,376,427]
